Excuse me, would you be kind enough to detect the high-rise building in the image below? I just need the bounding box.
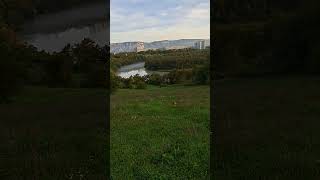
[194,40,205,49]
[136,42,144,52]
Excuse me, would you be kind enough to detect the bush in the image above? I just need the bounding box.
[0,42,24,103]
[26,63,47,85]
[85,61,107,88]
[192,65,210,85]
[110,69,120,92]
[135,80,147,89]
[147,74,162,85]
[44,53,73,88]
[120,77,135,89]
[131,75,147,89]
[164,70,184,84]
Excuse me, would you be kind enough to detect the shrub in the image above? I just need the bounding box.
[147,74,162,85]
[0,42,24,103]
[85,61,107,88]
[44,53,73,88]
[192,65,209,85]
[110,69,120,92]
[135,80,147,89]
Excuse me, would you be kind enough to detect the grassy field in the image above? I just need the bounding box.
[214,76,320,179]
[3,76,318,179]
[0,87,108,179]
[111,85,210,179]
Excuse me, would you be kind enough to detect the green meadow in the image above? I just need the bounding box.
[0,87,108,179]
[214,76,320,179]
[111,85,210,179]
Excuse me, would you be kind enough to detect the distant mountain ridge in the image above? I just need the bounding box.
[110,39,210,53]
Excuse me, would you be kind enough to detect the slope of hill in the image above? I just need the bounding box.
[111,85,209,179]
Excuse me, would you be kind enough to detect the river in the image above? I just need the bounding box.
[117,62,169,79]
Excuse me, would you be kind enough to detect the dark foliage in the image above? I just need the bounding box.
[0,40,24,103]
[0,27,108,100]
[85,61,107,88]
[44,53,73,88]
[213,2,320,77]
[118,75,147,89]
[111,48,210,89]
[147,74,162,86]
[144,48,209,70]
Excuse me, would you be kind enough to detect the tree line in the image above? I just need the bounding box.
[0,35,108,103]
[110,48,210,91]
[144,48,210,70]
[213,0,320,77]
[111,48,210,71]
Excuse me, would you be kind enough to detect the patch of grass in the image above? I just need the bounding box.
[214,76,320,179]
[111,85,210,179]
[0,86,108,179]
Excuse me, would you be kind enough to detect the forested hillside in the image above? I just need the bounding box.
[213,0,320,77]
[110,48,210,91]
[213,1,320,179]
[0,0,108,102]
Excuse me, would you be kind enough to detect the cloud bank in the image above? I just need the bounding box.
[111,0,210,43]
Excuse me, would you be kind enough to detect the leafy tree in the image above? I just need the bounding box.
[135,80,146,89]
[0,39,24,103]
[147,74,162,86]
[193,65,210,85]
[85,61,107,88]
[110,69,120,92]
[44,53,73,87]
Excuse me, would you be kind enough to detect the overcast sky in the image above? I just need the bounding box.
[110,0,210,43]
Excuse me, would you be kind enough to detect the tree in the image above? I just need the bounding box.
[85,61,107,88]
[44,53,73,87]
[0,40,24,103]
[193,65,209,85]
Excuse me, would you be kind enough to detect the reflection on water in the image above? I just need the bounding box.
[117,62,169,79]
[118,69,148,79]
[117,62,147,78]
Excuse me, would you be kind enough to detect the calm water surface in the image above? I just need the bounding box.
[117,62,169,78]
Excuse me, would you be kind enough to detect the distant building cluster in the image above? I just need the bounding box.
[136,42,144,52]
[194,40,206,49]
[110,39,210,53]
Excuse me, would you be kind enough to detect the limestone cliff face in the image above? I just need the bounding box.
[110,39,210,53]
[110,42,144,53]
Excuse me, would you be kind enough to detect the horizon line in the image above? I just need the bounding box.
[110,38,210,44]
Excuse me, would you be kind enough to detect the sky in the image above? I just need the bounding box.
[110,0,210,43]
